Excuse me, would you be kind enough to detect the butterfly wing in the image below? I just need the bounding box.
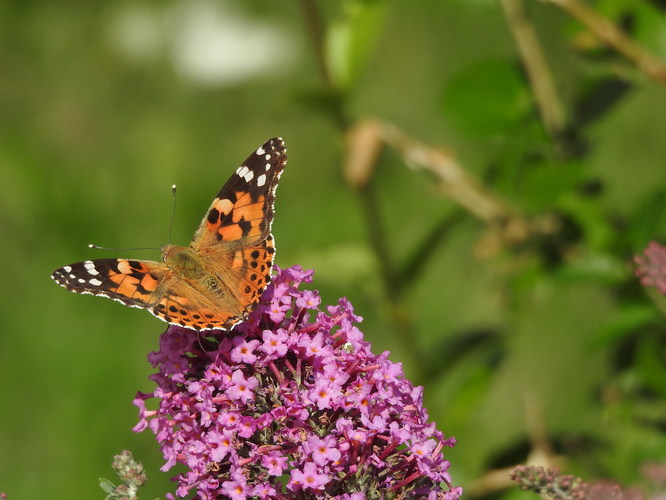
[185,137,287,329]
[51,258,170,310]
[191,137,287,251]
[51,257,241,330]
[148,273,249,330]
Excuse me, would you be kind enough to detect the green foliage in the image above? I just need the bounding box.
[442,58,531,137]
[326,0,387,91]
[2,0,666,499]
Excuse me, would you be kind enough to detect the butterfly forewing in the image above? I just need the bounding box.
[191,137,287,252]
[51,259,169,308]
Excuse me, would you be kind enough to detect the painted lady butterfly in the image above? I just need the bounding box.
[52,137,287,331]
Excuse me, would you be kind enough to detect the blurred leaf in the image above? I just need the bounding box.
[636,335,666,399]
[422,329,504,381]
[326,0,387,90]
[559,192,615,251]
[627,190,665,252]
[572,77,633,129]
[589,303,659,348]
[518,159,586,211]
[444,354,495,427]
[441,58,530,137]
[557,251,627,284]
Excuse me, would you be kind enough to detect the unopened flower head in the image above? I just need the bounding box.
[635,241,666,296]
[134,265,460,499]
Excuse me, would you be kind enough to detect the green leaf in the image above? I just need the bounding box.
[325,0,387,90]
[636,335,666,399]
[559,193,615,251]
[518,159,586,211]
[99,478,117,496]
[589,303,659,349]
[627,190,665,252]
[441,58,530,136]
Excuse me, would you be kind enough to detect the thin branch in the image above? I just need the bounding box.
[377,121,519,224]
[296,0,349,128]
[500,0,568,139]
[544,0,666,85]
[358,183,399,300]
[296,0,329,87]
[343,119,552,254]
[464,397,565,497]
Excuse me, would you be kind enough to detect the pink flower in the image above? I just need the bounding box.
[411,439,437,458]
[226,370,258,404]
[230,338,260,364]
[260,329,288,357]
[206,429,234,462]
[305,435,342,466]
[296,289,321,309]
[261,452,288,476]
[250,482,277,499]
[309,377,342,410]
[289,461,330,491]
[221,473,250,500]
[299,331,333,358]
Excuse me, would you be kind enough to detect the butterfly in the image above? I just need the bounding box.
[52,137,287,331]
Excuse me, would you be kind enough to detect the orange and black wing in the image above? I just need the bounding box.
[191,137,287,252]
[187,137,287,328]
[51,258,169,310]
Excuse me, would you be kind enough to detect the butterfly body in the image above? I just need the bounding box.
[52,137,287,331]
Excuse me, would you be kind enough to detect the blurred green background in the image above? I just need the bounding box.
[2,0,666,498]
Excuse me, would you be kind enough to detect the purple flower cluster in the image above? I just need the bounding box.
[134,266,461,499]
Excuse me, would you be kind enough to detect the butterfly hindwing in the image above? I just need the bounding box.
[149,278,244,330]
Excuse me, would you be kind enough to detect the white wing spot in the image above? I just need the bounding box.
[69,274,76,279]
[84,261,99,275]
[256,146,265,155]
[257,174,267,187]
[265,154,271,160]
[78,278,86,284]
[63,266,72,273]
[89,278,102,286]
[237,165,255,183]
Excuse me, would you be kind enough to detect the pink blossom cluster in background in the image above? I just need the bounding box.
[635,242,666,296]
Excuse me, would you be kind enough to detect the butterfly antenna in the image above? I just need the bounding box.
[168,184,177,245]
[88,184,177,252]
[88,243,159,251]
